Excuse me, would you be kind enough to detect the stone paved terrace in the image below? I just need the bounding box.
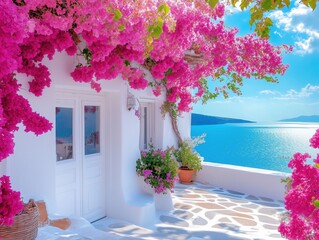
[93,182,285,240]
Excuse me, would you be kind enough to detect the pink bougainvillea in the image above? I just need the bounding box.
[310,129,319,149]
[0,175,24,226]
[279,129,319,239]
[0,0,289,161]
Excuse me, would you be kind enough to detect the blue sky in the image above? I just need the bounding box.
[193,1,319,122]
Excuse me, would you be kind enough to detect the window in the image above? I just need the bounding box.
[56,107,73,161]
[84,106,100,155]
[139,102,155,150]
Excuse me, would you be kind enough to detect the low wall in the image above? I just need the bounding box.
[195,162,290,201]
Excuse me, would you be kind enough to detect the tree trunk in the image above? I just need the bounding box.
[168,108,182,146]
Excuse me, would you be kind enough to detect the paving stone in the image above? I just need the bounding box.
[156,227,189,239]
[205,211,217,220]
[214,189,225,192]
[173,210,194,220]
[213,210,254,220]
[228,198,248,204]
[259,202,281,207]
[232,217,257,226]
[219,217,232,223]
[192,189,210,194]
[211,222,240,230]
[196,202,225,209]
[233,207,253,213]
[160,215,189,227]
[203,194,218,199]
[227,190,245,195]
[263,224,279,230]
[192,217,208,226]
[246,195,259,201]
[174,203,193,210]
[219,202,237,208]
[257,215,279,224]
[191,208,202,213]
[259,196,274,202]
[182,194,201,199]
[241,203,260,209]
[216,198,228,202]
[217,192,244,199]
[258,207,279,215]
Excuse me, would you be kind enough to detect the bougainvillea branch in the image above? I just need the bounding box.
[0,0,289,161]
[279,129,319,239]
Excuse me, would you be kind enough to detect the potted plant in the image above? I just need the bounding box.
[174,134,205,184]
[136,145,179,194]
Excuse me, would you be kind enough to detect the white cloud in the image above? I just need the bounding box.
[259,90,278,95]
[295,36,313,54]
[272,84,319,100]
[269,1,319,55]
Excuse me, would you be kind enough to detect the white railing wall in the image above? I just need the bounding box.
[195,162,290,201]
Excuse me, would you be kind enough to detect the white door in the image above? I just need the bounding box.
[55,93,106,222]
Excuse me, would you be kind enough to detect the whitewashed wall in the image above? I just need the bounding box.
[3,51,182,227]
[6,85,56,212]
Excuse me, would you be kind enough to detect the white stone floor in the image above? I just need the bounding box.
[93,182,285,240]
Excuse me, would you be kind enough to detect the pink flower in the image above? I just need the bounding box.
[0,176,24,226]
[141,151,147,158]
[310,129,319,149]
[142,169,152,178]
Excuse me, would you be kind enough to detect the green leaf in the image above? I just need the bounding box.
[301,0,310,7]
[261,0,272,10]
[309,0,317,9]
[207,0,218,8]
[158,3,170,16]
[231,0,239,7]
[113,9,123,21]
[283,0,291,7]
[263,75,278,83]
[124,60,130,66]
[118,24,125,31]
[151,26,163,39]
[82,48,92,65]
[314,199,319,208]
[240,0,251,10]
[251,10,263,22]
[264,17,273,27]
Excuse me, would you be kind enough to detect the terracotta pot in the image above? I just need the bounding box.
[178,168,195,184]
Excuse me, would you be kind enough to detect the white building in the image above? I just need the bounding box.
[0,51,191,228]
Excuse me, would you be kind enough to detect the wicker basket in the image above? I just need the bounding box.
[0,199,39,240]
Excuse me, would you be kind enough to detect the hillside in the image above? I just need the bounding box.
[191,113,255,125]
[280,115,319,122]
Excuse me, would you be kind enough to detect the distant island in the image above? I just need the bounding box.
[191,113,255,125]
[279,115,319,123]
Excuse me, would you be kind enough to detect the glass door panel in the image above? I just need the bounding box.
[56,107,73,161]
[84,106,100,155]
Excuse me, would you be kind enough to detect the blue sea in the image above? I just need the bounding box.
[191,123,319,173]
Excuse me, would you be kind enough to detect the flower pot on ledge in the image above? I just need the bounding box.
[178,167,195,184]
